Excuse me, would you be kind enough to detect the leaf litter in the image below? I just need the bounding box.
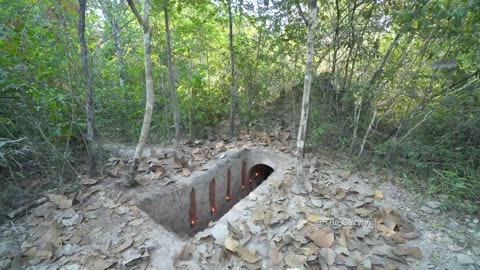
[1,137,478,269]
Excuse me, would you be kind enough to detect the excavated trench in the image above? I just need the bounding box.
[132,149,281,237]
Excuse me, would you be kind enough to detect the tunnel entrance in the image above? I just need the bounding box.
[134,150,284,237]
[247,164,274,189]
[136,150,278,237]
[186,163,274,235]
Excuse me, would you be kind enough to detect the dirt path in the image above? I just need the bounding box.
[0,137,479,270]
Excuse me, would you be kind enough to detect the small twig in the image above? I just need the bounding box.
[8,197,48,219]
[10,221,20,234]
[397,110,433,144]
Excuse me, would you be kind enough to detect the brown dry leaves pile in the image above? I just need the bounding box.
[0,133,291,270]
[0,175,152,270]
[176,165,424,270]
[105,130,292,187]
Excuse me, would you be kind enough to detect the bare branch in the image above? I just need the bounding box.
[126,0,144,28]
[397,110,433,144]
[295,0,308,26]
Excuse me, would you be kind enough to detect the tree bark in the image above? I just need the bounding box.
[99,0,126,90]
[126,0,154,186]
[295,0,317,187]
[113,21,125,90]
[331,0,340,91]
[358,110,377,157]
[351,32,401,153]
[164,1,182,141]
[227,0,236,137]
[78,0,96,176]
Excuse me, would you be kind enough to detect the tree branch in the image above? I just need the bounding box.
[126,0,144,28]
[295,0,308,26]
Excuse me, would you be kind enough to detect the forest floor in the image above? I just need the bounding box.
[0,134,479,270]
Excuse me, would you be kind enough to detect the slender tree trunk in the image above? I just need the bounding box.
[78,0,96,176]
[126,0,154,186]
[113,20,126,90]
[350,28,400,154]
[98,0,126,95]
[368,33,402,88]
[358,110,377,157]
[187,46,193,137]
[164,1,182,141]
[296,0,317,187]
[227,0,236,137]
[332,0,340,110]
[153,24,170,131]
[247,27,263,132]
[159,70,170,130]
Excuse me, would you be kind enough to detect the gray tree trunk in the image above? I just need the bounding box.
[295,0,318,187]
[126,0,154,186]
[164,1,182,141]
[78,0,96,176]
[227,0,236,137]
[113,20,125,90]
[97,0,126,91]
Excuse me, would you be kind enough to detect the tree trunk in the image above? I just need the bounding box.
[78,0,96,176]
[332,0,340,110]
[113,20,126,90]
[164,1,182,141]
[351,33,402,153]
[295,0,317,187]
[126,0,154,186]
[98,0,126,93]
[358,110,377,157]
[227,0,236,137]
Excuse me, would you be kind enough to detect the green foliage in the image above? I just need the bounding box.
[1,0,479,214]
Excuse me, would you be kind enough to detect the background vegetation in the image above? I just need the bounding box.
[1,0,479,215]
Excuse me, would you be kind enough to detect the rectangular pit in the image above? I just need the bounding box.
[131,149,281,237]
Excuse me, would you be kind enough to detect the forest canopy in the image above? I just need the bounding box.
[1,0,479,214]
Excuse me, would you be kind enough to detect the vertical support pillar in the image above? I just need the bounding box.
[209,178,216,214]
[189,188,197,228]
[226,169,231,201]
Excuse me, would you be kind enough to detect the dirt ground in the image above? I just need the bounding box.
[0,135,479,270]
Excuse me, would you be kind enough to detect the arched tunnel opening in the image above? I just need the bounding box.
[247,164,274,190]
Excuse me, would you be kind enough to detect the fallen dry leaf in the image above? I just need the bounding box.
[237,247,260,263]
[41,223,61,249]
[392,246,423,260]
[278,132,290,144]
[373,190,384,199]
[174,152,188,167]
[308,227,335,248]
[135,172,153,186]
[284,253,307,268]
[151,165,167,179]
[319,248,336,266]
[224,235,239,252]
[112,239,134,254]
[336,188,347,200]
[307,213,331,224]
[181,167,192,177]
[129,218,145,227]
[377,224,396,237]
[79,176,99,185]
[355,208,370,217]
[23,247,52,258]
[47,194,72,209]
[268,242,283,267]
[295,219,308,230]
[84,255,116,270]
[115,205,129,215]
